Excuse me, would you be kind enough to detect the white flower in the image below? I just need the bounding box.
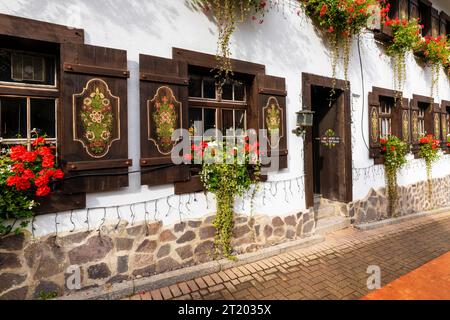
[28,200,36,210]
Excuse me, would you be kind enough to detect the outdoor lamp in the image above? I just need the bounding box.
[293,110,315,136]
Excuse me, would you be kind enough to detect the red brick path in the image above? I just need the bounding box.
[126,212,450,300]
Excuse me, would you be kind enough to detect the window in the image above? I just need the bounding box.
[379,97,393,138]
[0,48,56,87]
[417,102,427,136]
[0,96,56,148]
[0,40,58,149]
[188,71,248,142]
[417,0,432,37]
[387,0,409,20]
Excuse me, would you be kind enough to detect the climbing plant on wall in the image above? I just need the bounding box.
[191,0,270,82]
[418,134,441,206]
[301,0,388,91]
[379,135,408,217]
[385,18,423,98]
[185,139,260,260]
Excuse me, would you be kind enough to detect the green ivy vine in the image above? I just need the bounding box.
[379,135,408,217]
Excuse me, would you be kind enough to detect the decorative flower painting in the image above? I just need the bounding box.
[148,86,181,155]
[264,97,283,148]
[73,78,120,158]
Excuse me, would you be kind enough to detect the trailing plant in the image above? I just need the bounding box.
[418,134,441,204]
[418,35,450,99]
[185,138,260,259]
[301,0,388,91]
[192,0,269,82]
[385,17,422,98]
[0,136,64,237]
[379,135,408,217]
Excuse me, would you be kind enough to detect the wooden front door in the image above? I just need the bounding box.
[303,73,352,208]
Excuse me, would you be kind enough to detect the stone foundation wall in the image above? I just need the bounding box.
[349,175,450,224]
[0,211,314,300]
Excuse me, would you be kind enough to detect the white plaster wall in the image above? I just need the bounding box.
[0,0,449,236]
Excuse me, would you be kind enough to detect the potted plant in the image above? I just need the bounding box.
[379,135,408,217]
[0,135,64,237]
[416,35,450,99]
[384,17,422,97]
[301,0,388,91]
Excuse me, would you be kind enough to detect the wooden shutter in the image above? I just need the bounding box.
[431,8,440,37]
[368,92,381,158]
[409,0,420,20]
[431,103,441,140]
[60,43,132,193]
[401,98,411,144]
[440,12,449,36]
[139,54,190,186]
[440,102,448,148]
[256,74,288,170]
[410,98,420,151]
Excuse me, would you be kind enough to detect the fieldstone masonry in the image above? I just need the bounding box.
[349,175,450,224]
[0,210,314,300]
[1,175,449,299]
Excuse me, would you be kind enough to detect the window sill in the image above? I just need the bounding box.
[373,26,394,43]
[34,190,86,215]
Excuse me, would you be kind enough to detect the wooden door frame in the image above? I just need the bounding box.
[302,73,353,208]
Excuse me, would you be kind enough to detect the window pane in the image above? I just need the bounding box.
[222,109,234,134]
[204,108,216,134]
[0,97,27,139]
[221,80,233,101]
[235,110,246,131]
[188,107,203,135]
[234,82,245,101]
[30,98,56,138]
[189,76,202,98]
[0,49,55,86]
[203,77,216,99]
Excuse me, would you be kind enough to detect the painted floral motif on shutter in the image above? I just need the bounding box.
[263,97,283,148]
[402,110,410,142]
[434,113,440,140]
[370,107,379,144]
[148,86,181,155]
[73,78,120,158]
[412,111,419,142]
[442,116,447,141]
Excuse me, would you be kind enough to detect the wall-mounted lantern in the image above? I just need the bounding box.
[292,110,315,136]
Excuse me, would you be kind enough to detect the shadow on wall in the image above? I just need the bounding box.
[2,0,186,43]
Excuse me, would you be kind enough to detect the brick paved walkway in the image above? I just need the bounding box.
[126,212,450,300]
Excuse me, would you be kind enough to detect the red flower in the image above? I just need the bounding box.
[12,163,25,173]
[6,176,19,187]
[21,151,37,162]
[328,26,334,33]
[22,169,35,180]
[391,146,395,151]
[52,169,64,179]
[32,137,46,147]
[183,154,193,161]
[42,155,55,168]
[16,177,31,191]
[36,186,51,197]
[37,146,52,156]
[320,4,327,17]
[34,175,49,188]
[9,145,27,161]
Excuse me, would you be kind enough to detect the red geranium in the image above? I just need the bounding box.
[2,135,64,199]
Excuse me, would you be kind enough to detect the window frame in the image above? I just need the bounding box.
[368,87,410,162]
[0,94,58,149]
[410,94,435,156]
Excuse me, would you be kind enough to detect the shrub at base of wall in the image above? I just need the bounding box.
[0,211,315,299]
[349,175,450,224]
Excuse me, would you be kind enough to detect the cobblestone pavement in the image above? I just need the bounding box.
[126,212,450,300]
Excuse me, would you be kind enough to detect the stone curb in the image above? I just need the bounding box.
[58,235,325,300]
[354,206,450,231]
